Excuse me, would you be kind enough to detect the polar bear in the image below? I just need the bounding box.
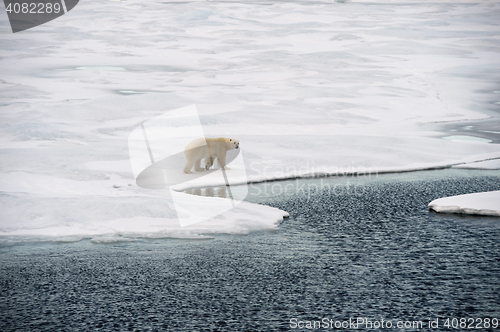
[183,137,239,174]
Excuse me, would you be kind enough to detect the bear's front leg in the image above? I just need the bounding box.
[217,153,230,170]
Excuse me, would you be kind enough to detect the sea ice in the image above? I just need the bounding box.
[453,159,500,170]
[429,191,500,217]
[1,0,499,241]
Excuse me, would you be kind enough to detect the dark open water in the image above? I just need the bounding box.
[1,169,499,331]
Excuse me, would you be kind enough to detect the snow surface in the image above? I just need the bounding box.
[1,0,500,241]
[429,191,500,217]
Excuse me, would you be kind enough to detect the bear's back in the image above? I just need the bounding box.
[185,137,208,151]
[206,137,229,143]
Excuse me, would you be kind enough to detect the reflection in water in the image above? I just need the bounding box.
[185,188,202,196]
[216,187,227,198]
[184,186,228,198]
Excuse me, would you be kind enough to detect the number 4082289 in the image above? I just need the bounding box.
[443,318,498,329]
[6,2,62,14]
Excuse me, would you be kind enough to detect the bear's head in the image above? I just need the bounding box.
[229,138,239,150]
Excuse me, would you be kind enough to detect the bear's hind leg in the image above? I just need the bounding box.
[204,156,214,170]
[194,159,203,172]
[183,159,195,174]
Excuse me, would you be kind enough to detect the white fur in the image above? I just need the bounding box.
[183,137,239,174]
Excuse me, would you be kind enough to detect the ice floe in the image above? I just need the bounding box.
[429,191,500,217]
